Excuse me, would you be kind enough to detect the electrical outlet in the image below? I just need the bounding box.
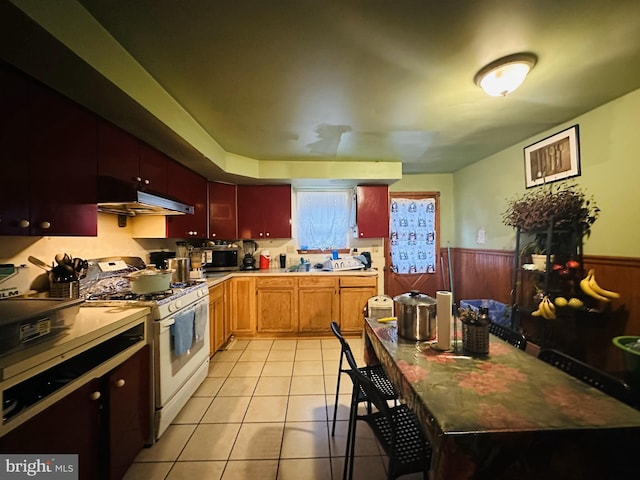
[371,246,379,253]
[476,229,486,244]
[286,246,295,253]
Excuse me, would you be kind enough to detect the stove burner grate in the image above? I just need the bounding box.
[86,290,174,302]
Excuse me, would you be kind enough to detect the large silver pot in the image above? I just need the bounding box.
[393,290,437,341]
[125,266,174,294]
[168,257,191,284]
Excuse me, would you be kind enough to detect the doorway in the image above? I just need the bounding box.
[384,192,441,299]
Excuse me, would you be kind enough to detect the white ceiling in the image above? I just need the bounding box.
[3,0,640,183]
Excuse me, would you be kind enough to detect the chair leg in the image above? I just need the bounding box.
[332,353,344,437]
[343,386,358,480]
[347,408,358,480]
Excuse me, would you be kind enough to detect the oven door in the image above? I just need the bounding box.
[153,296,210,407]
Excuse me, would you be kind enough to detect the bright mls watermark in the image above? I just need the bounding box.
[0,455,77,479]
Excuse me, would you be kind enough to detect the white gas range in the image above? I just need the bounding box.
[80,257,210,441]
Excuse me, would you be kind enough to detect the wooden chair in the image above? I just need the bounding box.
[489,322,527,350]
[330,321,397,437]
[342,348,432,480]
[538,348,637,407]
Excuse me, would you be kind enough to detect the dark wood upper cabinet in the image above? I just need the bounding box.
[0,62,32,235]
[166,160,208,239]
[138,142,169,194]
[98,120,140,185]
[0,61,97,236]
[208,182,237,240]
[237,185,292,239]
[356,185,389,238]
[98,120,169,194]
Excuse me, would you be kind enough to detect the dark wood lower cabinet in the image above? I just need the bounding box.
[0,346,150,480]
[0,379,102,478]
[106,345,151,480]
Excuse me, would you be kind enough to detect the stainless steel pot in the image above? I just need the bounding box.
[393,290,437,341]
[168,257,191,284]
[125,266,174,294]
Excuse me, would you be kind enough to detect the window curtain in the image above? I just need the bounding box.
[389,198,437,274]
[296,191,350,249]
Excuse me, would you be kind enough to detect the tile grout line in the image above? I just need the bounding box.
[128,337,377,479]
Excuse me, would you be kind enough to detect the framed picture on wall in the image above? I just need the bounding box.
[524,125,580,188]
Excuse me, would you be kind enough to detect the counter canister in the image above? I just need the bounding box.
[393,290,437,341]
[259,250,270,269]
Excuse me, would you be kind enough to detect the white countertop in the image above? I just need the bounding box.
[203,268,379,286]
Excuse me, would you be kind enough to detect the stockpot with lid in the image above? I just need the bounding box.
[393,290,437,341]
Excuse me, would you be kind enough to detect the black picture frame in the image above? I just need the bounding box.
[524,125,580,188]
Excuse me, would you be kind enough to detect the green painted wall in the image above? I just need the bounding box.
[453,88,640,257]
[390,174,455,248]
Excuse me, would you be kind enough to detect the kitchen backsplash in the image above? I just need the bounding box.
[0,213,385,294]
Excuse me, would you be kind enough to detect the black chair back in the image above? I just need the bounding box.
[489,322,527,350]
[330,321,350,354]
[343,349,396,440]
[539,348,636,407]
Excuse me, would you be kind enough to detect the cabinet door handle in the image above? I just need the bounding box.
[114,379,126,388]
[39,221,51,229]
[89,391,101,401]
[19,219,30,228]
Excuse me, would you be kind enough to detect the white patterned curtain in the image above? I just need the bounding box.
[389,198,437,274]
[296,191,350,249]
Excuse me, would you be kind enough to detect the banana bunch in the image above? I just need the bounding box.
[579,269,621,302]
[531,295,556,319]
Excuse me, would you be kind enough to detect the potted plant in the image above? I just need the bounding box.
[503,181,600,261]
[519,241,553,271]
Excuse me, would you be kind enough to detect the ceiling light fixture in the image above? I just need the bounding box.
[474,52,538,97]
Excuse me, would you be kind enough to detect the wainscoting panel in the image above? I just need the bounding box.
[452,248,639,378]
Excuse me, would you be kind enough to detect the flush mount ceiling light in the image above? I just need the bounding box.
[474,53,538,97]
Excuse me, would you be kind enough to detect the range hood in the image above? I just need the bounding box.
[97,176,194,216]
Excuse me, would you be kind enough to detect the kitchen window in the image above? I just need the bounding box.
[296,190,352,250]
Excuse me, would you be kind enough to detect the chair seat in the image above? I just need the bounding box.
[363,405,432,466]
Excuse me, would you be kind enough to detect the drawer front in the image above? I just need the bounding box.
[339,276,377,288]
[256,277,295,288]
[209,283,224,299]
[298,276,338,288]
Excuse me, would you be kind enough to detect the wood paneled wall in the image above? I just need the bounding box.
[451,247,640,376]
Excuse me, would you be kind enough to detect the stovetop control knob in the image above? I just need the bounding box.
[175,299,183,310]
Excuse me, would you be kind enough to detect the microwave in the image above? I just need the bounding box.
[203,245,240,272]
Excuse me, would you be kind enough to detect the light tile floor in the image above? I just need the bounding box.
[123,337,425,480]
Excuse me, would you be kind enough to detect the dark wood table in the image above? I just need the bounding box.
[364,317,640,480]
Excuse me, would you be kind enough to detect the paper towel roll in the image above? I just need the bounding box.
[436,291,452,350]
